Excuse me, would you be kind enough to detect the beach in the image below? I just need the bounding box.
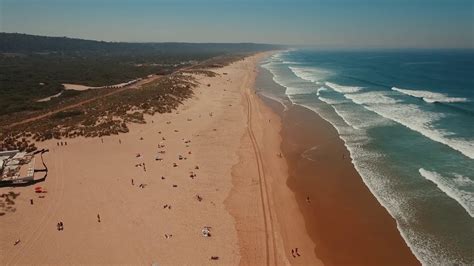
[2,1,472,264]
[0,52,321,265]
[256,64,419,265]
[0,51,426,265]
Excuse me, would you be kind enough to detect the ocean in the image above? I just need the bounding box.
[259,49,474,264]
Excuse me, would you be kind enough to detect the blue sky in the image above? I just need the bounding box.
[1,0,473,48]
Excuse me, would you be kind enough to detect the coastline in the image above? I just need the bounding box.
[256,64,420,264]
[226,51,323,265]
[0,51,420,265]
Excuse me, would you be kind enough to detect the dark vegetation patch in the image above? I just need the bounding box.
[0,33,280,116]
[0,73,197,151]
[0,33,281,151]
[0,192,20,216]
[52,110,83,119]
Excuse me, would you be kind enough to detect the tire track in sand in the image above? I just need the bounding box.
[243,69,278,266]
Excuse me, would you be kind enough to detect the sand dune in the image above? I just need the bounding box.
[0,53,320,265]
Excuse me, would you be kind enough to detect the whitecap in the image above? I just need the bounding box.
[344,91,401,105]
[316,87,328,96]
[419,169,474,217]
[289,66,332,83]
[392,87,468,103]
[318,96,346,105]
[360,103,474,159]
[325,82,363,94]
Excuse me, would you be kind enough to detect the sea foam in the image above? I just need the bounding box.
[344,91,401,105]
[260,50,474,264]
[316,87,329,97]
[324,83,474,159]
[289,66,332,83]
[325,82,363,93]
[359,103,474,159]
[392,87,468,103]
[419,169,474,218]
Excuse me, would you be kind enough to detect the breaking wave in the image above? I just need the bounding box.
[326,82,363,94]
[359,102,474,159]
[289,66,332,83]
[392,87,468,103]
[419,169,474,217]
[316,87,328,96]
[344,91,401,105]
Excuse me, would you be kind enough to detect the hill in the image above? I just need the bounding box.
[0,33,280,55]
[0,33,281,116]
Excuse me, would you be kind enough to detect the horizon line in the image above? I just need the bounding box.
[2,32,473,51]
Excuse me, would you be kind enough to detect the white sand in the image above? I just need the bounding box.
[0,54,321,265]
[62,83,101,91]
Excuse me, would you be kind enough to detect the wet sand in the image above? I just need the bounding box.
[281,104,419,265]
[257,65,420,265]
[1,51,420,265]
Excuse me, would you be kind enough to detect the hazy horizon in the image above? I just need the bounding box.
[1,0,473,49]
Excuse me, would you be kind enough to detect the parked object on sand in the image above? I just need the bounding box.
[201,226,212,237]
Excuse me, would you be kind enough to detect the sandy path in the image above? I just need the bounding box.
[227,54,323,265]
[7,61,192,129]
[1,53,322,265]
[7,78,151,129]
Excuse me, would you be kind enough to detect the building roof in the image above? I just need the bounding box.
[12,152,27,159]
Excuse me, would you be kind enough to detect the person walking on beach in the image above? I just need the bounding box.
[57,221,64,231]
[97,214,101,223]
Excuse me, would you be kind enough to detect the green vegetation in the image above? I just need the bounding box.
[0,53,180,115]
[0,33,280,116]
[0,33,280,151]
[1,73,197,152]
[51,110,83,119]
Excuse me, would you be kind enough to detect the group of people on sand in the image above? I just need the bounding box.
[55,214,100,232]
[291,248,301,258]
[56,221,64,231]
[56,141,68,146]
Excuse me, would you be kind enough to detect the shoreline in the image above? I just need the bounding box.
[1,51,419,265]
[255,63,420,264]
[226,51,323,265]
